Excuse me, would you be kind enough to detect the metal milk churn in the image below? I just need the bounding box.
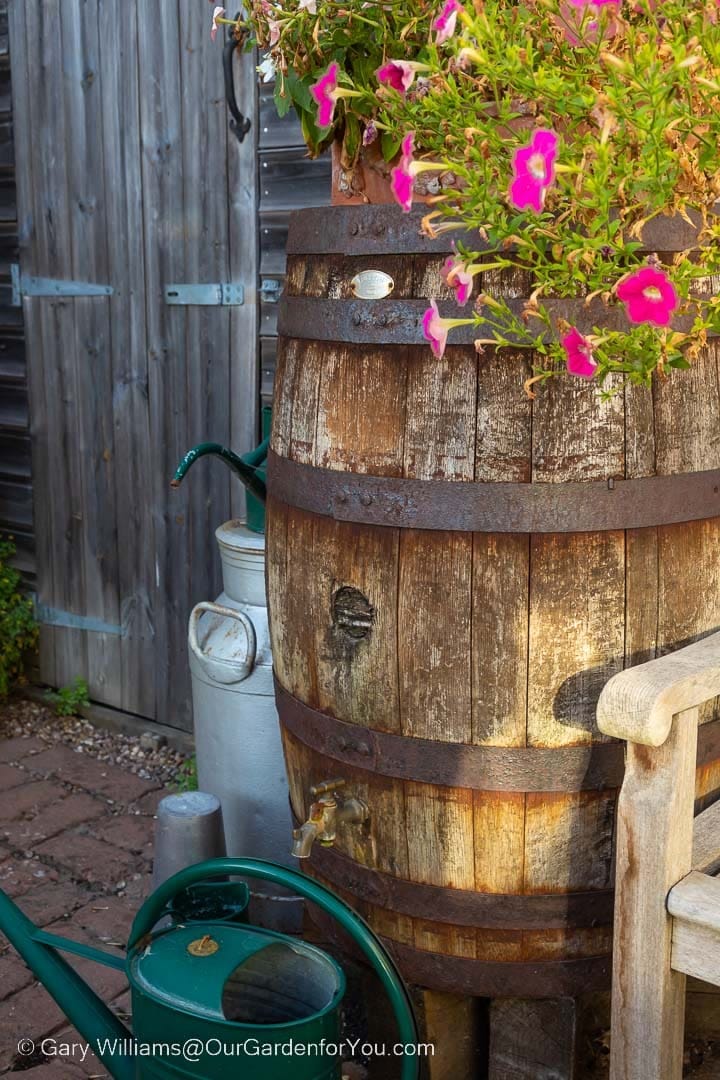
[188,522,300,930]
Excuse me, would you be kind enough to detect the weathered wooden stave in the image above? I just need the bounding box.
[266,206,720,996]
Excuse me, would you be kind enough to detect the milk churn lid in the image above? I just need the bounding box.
[130,922,345,1026]
[215,520,266,554]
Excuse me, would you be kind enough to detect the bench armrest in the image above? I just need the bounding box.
[597,630,720,747]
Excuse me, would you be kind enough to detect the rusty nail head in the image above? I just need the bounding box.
[352,313,361,326]
[360,493,373,507]
[350,222,360,235]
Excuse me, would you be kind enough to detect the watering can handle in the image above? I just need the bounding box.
[129,858,420,1080]
[188,602,256,684]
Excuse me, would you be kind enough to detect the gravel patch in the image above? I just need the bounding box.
[0,696,187,787]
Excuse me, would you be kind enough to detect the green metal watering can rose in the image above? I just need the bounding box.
[172,407,271,535]
[0,858,420,1080]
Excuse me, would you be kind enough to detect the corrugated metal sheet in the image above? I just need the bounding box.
[0,0,33,583]
[258,79,330,404]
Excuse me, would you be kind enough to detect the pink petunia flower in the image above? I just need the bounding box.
[376,60,418,94]
[422,300,474,359]
[616,266,679,327]
[210,5,225,41]
[391,133,418,213]
[311,62,340,129]
[298,0,317,11]
[434,0,463,44]
[509,129,558,213]
[423,301,448,358]
[561,327,598,378]
[443,256,474,306]
[390,132,447,213]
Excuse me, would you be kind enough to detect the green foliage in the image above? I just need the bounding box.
[235,0,720,383]
[45,677,90,718]
[0,537,37,701]
[174,755,199,793]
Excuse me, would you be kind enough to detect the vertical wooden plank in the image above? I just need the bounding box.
[527,531,625,747]
[7,0,56,683]
[22,0,88,689]
[398,529,473,742]
[59,0,122,704]
[138,0,191,728]
[312,516,401,732]
[472,533,529,747]
[98,0,155,717]
[403,347,476,482]
[609,711,698,1080]
[473,791,525,893]
[228,37,259,519]
[315,344,407,475]
[179,0,230,604]
[489,998,579,1080]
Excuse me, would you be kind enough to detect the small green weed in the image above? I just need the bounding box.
[174,755,199,793]
[0,537,38,701]
[45,676,90,717]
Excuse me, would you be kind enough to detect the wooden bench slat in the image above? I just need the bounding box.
[669,873,720,986]
[693,800,720,875]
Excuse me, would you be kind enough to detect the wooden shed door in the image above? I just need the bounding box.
[8,0,258,730]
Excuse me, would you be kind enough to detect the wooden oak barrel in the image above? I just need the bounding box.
[266,204,720,997]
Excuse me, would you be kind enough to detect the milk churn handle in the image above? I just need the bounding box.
[130,858,420,1080]
[188,602,256,683]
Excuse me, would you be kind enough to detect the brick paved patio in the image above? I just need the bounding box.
[0,733,166,1078]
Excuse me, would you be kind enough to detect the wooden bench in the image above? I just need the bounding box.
[598,630,720,1080]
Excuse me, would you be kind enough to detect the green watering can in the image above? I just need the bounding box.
[172,407,271,535]
[0,859,419,1080]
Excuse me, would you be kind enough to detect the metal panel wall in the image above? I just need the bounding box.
[257,80,330,405]
[0,0,34,583]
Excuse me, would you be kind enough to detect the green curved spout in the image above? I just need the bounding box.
[172,440,267,505]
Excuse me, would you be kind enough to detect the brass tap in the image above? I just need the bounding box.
[291,779,369,859]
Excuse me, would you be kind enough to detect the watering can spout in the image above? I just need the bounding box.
[171,440,268,505]
[0,888,135,1080]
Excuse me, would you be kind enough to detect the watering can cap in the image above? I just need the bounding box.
[130,922,344,1026]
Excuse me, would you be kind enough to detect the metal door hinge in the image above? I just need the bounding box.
[11,264,113,306]
[260,278,282,303]
[32,597,125,636]
[164,283,245,306]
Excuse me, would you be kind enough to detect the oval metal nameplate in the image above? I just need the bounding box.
[351,270,394,300]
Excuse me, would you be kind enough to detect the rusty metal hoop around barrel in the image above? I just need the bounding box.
[268,451,720,534]
[288,812,614,931]
[285,205,712,257]
[304,885,611,997]
[277,679,720,792]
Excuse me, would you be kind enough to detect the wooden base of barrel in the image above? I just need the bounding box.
[268,205,720,1005]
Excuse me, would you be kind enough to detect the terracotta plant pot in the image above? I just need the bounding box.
[330,139,434,207]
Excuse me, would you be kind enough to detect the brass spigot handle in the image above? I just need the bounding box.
[310,777,346,797]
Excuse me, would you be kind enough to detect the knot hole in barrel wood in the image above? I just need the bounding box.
[332,586,375,641]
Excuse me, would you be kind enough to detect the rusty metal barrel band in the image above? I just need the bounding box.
[267,450,720,534]
[384,942,611,998]
[290,820,614,930]
[276,679,625,792]
[279,295,706,346]
[286,205,709,256]
[277,679,720,792]
[304,898,611,997]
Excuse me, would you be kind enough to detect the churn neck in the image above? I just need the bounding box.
[215,521,266,607]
